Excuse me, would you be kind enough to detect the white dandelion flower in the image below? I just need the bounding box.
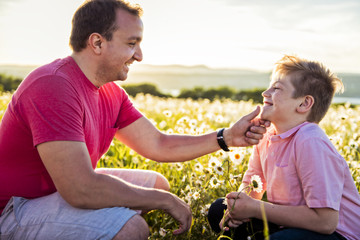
[194,179,203,188]
[175,163,183,171]
[209,177,220,188]
[250,175,263,193]
[208,156,221,169]
[159,228,167,237]
[229,149,245,165]
[214,165,224,176]
[201,204,211,216]
[189,119,197,127]
[192,191,200,200]
[356,176,360,183]
[163,110,172,118]
[166,128,174,134]
[229,177,236,185]
[194,163,203,172]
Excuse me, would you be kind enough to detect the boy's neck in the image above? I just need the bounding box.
[273,119,309,135]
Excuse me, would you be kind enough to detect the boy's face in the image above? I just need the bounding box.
[260,74,303,126]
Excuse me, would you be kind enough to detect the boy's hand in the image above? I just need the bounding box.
[225,192,260,221]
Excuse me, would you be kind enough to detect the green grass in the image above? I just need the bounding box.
[1,92,359,239]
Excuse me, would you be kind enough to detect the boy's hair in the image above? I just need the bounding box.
[272,55,344,123]
[70,0,143,52]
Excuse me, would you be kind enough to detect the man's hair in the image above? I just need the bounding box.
[69,0,143,52]
[272,55,344,123]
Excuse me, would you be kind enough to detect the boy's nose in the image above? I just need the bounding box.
[262,89,270,97]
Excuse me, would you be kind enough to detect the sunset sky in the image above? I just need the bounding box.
[0,0,359,73]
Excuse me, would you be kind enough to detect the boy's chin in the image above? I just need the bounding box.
[260,112,270,121]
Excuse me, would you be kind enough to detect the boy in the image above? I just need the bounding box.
[208,55,360,240]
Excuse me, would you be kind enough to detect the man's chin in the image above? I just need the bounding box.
[117,74,128,81]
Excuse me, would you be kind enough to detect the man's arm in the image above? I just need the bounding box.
[37,141,192,234]
[115,106,268,162]
[225,192,339,235]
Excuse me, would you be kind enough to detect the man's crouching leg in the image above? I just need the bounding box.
[113,214,149,240]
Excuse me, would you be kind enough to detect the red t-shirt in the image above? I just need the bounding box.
[0,56,142,213]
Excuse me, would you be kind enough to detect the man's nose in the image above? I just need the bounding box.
[133,46,143,62]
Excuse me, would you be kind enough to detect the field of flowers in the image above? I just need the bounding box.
[1,92,359,239]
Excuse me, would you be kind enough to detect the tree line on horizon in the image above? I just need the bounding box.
[0,73,264,103]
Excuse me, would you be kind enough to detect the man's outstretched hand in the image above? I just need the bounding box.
[224,106,270,147]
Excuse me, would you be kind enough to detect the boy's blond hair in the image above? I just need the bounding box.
[272,55,344,123]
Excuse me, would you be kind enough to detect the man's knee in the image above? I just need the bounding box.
[154,172,170,192]
[113,214,149,240]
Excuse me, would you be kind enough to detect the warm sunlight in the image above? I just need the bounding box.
[0,0,359,73]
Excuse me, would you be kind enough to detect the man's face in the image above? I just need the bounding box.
[260,74,302,126]
[97,9,143,82]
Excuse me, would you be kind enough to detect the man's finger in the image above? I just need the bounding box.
[242,106,261,121]
[249,126,267,135]
[173,214,192,235]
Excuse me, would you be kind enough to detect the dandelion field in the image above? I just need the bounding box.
[1,92,359,239]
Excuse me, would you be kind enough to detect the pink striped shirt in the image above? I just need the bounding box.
[243,122,360,240]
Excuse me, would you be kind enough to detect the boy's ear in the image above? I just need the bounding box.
[297,95,314,113]
[88,33,103,55]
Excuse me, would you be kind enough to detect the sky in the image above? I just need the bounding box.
[0,0,359,73]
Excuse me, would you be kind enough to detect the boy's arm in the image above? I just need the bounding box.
[225,192,339,235]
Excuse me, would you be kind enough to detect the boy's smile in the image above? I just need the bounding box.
[260,74,305,133]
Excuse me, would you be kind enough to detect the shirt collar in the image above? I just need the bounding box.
[269,122,310,142]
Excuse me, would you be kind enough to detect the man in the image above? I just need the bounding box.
[0,0,268,239]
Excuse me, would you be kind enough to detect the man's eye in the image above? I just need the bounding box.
[129,42,136,46]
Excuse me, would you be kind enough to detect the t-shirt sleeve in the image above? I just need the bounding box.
[16,75,85,146]
[115,87,143,129]
[296,137,345,210]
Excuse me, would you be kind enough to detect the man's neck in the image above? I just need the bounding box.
[71,52,101,88]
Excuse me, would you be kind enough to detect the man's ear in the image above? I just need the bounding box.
[297,95,314,113]
[88,33,103,55]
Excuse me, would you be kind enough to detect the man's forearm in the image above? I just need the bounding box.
[71,172,174,211]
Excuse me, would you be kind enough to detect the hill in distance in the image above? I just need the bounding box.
[1,63,359,99]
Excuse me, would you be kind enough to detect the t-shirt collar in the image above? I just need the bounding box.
[270,122,310,142]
